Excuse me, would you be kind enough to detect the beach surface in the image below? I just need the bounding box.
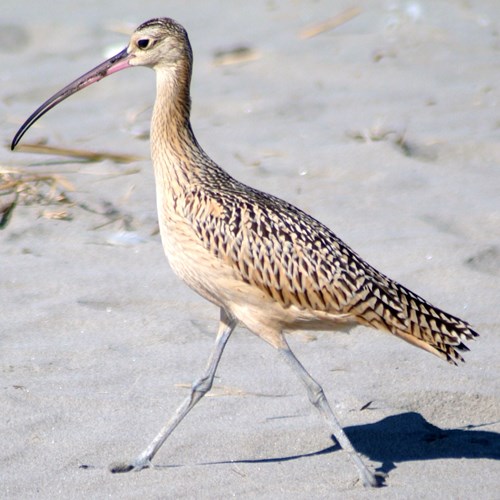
[1,1,499,498]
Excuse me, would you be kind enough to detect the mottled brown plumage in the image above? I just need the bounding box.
[12,17,478,488]
[185,172,476,364]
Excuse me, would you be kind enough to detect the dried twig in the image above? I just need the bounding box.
[15,142,142,164]
[299,7,361,39]
[175,383,288,398]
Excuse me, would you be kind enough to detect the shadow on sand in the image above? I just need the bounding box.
[192,411,500,478]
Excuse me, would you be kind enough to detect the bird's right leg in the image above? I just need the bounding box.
[109,308,237,473]
[278,342,381,487]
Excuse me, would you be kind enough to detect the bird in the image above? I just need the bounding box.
[11,18,478,488]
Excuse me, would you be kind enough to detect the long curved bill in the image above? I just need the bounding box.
[11,47,132,150]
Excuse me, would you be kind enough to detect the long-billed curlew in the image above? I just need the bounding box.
[11,18,478,487]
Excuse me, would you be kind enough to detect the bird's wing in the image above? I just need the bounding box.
[188,181,478,363]
[190,182,396,315]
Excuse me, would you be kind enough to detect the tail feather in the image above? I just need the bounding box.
[355,278,479,365]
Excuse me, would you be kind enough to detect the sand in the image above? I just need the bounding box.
[1,0,499,498]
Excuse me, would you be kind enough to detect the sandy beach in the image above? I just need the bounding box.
[1,1,499,498]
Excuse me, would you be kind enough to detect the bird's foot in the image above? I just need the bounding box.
[109,456,151,474]
[361,469,386,488]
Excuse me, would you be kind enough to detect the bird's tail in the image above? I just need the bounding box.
[354,277,479,364]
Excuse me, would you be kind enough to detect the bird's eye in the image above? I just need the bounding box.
[137,38,152,50]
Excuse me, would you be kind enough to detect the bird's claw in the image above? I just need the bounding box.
[109,458,151,474]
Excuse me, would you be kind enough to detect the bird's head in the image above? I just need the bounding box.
[11,18,191,149]
[127,18,192,70]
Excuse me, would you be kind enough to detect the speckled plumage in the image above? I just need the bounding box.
[12,17,478,488]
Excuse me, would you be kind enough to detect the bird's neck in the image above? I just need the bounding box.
[150,64,208,192]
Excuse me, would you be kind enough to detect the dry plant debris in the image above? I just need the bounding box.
[0,165,75,228]
[213,46,261,66]
[15,142,142,163]
[175,383,288,398]
[346,123,414,156]
[3,140,144,229]
[298,7,362,39]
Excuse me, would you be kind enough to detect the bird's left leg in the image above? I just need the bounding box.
[110,308,237,473]
[278,341,381,487]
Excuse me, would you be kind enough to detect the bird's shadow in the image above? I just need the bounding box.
[343,411,499,475]
[158,412,499,479]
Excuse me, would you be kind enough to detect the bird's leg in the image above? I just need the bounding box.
[278,343,381,488]
[110,308,237,473]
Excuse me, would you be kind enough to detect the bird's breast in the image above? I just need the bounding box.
[154,189,231,307]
